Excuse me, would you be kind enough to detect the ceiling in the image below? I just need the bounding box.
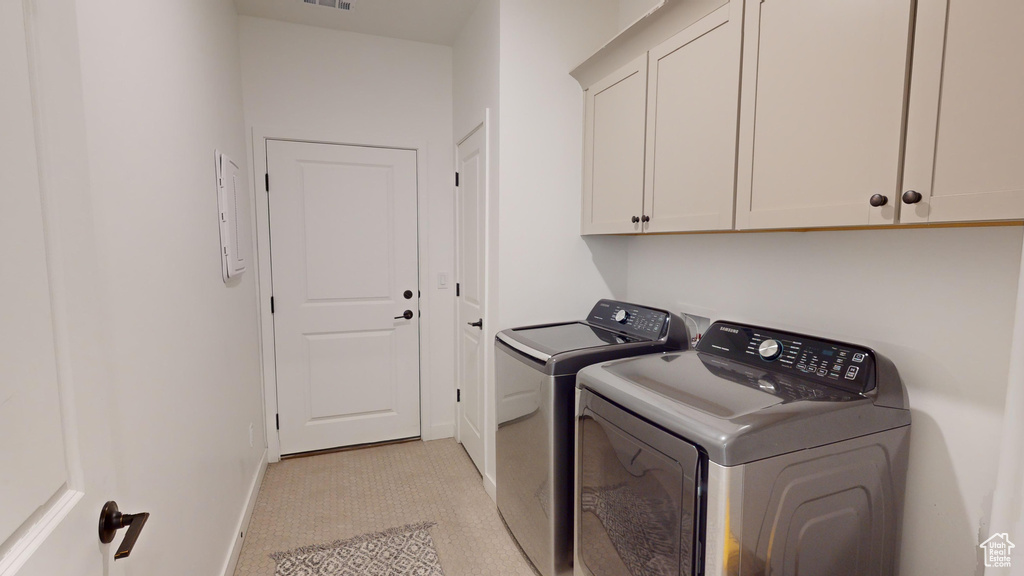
[234,0,481,46]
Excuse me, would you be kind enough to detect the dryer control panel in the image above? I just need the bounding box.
[586,299,672,342]
[696,321,876,394]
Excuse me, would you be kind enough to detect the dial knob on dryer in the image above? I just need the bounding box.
[758,339,783,361]
[613,310,630,324]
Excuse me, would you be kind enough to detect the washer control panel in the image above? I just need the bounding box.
[586,299,671,341]
[696,321,875,394]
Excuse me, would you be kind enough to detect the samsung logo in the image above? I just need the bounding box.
[719,327,739,334]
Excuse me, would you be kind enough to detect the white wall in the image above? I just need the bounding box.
[237,18,456,443]
[453,0,500,495]
[625,226,1022,575]
[497,0,625,330]
[71,0,266,573]
[476,0,625,495]
[454,0,499,145]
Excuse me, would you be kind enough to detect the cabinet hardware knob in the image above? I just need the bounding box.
[98,501,150,560]
[902,190,923,204]
[395,310,414,320]
[641,215,650,223]
[631,216,640,223]
[869,194,888,207]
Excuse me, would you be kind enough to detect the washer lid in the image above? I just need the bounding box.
[507,322,639,358]
[495,300,690,376]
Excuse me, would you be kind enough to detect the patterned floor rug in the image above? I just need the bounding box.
[270,522,445,576]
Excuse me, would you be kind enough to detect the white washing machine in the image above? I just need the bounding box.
[575,321,911,576]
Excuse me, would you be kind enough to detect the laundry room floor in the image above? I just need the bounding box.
[233,438,536,576]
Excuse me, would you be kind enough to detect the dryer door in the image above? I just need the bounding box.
[577,390,702,576]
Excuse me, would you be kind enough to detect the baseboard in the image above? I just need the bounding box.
[221,449,268,576]
[421,422,455,441]
[483,473,496,502]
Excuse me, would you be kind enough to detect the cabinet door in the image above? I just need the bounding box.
[901,0,1024,223]
[582,54,648,235]
[735,0,913,230]
[643,2,743,233]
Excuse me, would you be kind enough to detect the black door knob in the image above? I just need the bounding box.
[403,290,414,300]
[869,194,888,207]
[902,190,923,204]
[98,501,150,560]
[468,318,483,329]
[641,215,650,223]
[631,216,640,223]
[395,310,414,320]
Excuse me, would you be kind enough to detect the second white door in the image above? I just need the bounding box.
[268,140,420,455]
[456,126,486,473]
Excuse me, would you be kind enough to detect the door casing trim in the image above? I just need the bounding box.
[250,126,436,462]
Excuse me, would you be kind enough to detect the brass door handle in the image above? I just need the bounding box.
[99,501,150,560]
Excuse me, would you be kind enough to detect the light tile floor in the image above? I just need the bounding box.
[233,438,537,576]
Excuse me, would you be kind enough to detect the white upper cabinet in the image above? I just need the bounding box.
[579,1,743,235]
[735,0,914,230]
[643,3,742,233]
[577,0,1023,235]
[900,0,1024,224]
[582,54,649,235]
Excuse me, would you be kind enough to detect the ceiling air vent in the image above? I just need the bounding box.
[304,0,355,10]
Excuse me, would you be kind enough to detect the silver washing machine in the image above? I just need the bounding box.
[495,300,688,576]
[575,321,911,576]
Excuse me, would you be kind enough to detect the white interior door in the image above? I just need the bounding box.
[268,140,421,456]
[455,126,486,473]
[2,2,120,574]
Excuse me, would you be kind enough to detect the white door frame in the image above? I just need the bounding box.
[453,111,498,498]
[250,126,433,462]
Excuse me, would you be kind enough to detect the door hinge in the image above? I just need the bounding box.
[456,283,460,297]
[270,296,275,314]
[455,172,459,187]
[275,414,280,430]
[265,173,269,192]
[457,389,461,402]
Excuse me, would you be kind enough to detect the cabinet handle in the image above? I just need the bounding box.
[631,216,640,223]
[869,194,888,207]
[641,215,650,223]
[902,190,923,204]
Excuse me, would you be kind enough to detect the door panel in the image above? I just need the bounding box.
[0,0,69,544]
[2,2,118,573]
[901,0,1024,223]
[456,125,486,473]
[644,3,742,233]
[306,331,396,418]
[269,140,420,455]
[582,54,648,234]
[302,162,393,300]
[736,0,912,229]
